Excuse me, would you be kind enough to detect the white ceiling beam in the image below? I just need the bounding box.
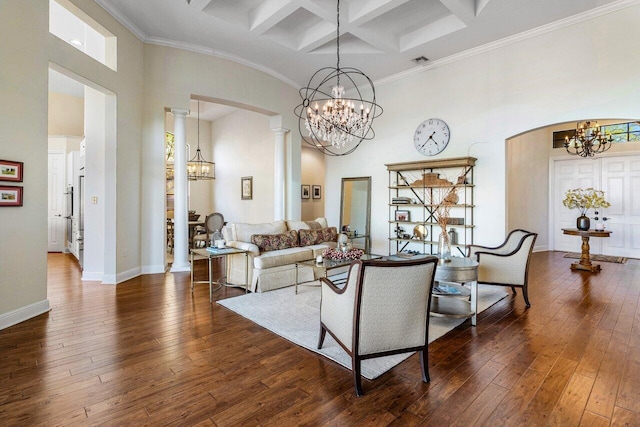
[250,0,297,34]
[296,21,336,52]
[348,0,412,25]
[439,0,492,24]
[348,27,399,53]
[399,14,466,52]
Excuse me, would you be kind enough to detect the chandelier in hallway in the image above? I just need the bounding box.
[187,100,215,180]
[294,0,382,156]
[564,121,613,157]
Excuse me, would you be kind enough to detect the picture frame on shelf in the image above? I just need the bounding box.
[312,185,321,199]
[241,176,253,200]
[0,160,23,182]
[0,186,23,206]
[395,210,410,222]
[301,184,310,199]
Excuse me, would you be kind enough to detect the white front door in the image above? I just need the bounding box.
[48,151,66,252]
[553,155,640,258]
[600,155,640,257]
[554,158,601,254]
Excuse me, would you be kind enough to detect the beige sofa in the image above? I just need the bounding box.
[221,218,337,292]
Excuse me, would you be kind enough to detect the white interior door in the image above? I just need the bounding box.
[554,158,601,254]
[48,151,66,252]
[600,155,640,257]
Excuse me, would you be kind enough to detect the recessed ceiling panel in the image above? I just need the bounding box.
[361,0,452,38]
[310,32,384,54]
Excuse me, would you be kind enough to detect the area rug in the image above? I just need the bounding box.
[564,252,627,264]
[218,283,508,380]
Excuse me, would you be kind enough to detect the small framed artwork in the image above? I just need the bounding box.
[0,160,23,182]
[0,186,23,207]
[312,185,321,199]
[301,184,310,199]
[395,210,410,222]
[241,176,253,200]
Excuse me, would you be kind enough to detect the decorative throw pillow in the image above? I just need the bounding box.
[298,227,338,246]
[251,230,298,252]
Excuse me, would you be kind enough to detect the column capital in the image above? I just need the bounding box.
[171,108,189,117]
[270,127,290,134]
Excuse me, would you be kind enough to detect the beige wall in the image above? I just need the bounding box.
[48,92,84,136]
[301,147,325,220]
[0,0,144,327]
[140,44,303,272]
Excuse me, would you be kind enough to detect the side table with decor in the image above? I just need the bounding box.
[561,228,612,272]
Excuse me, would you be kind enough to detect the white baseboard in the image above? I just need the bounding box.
[142,264,166,274]
[82,271,103,281]
[114,267,141,284]
[533,244,549,252]
[0,299,51,331]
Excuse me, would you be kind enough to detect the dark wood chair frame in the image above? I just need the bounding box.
[468,229,538,307]
[318,256,438,396]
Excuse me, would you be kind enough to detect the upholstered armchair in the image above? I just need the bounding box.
[318,256,438,396]
[467,229,537,307]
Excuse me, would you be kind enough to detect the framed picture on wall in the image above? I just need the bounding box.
[0,186,23,206]
[301,184,310,199]
[241,176,253,200]
[312,185,321,199]
[0,160,23,182]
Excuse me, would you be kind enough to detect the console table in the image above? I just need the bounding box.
[561,228,612,273]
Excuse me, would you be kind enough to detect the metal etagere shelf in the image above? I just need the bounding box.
[386,157,476,257]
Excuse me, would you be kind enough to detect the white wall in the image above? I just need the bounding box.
[210,109,274,224]
[301,147,325,220]
[324,4,640,256]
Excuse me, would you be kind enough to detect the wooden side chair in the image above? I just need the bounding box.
[318,256,438,396]
[467,229,538,307]
[192,212,225,248]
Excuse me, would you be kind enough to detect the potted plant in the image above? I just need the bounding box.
[562,188,611,230]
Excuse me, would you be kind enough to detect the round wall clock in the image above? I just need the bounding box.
[414,118,450,156]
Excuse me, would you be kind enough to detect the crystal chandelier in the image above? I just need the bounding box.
[294,0,382,156]
[564,121,613,157]
[187,100,214,180]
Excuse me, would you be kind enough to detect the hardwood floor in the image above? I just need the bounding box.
[1,252,639,426]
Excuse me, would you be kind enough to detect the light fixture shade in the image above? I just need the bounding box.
[295,66,382,156]
[187,148,215,180]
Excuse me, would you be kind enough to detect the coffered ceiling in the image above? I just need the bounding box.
[95,0,628,88]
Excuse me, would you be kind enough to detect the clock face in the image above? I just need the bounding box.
[414,118,450,156]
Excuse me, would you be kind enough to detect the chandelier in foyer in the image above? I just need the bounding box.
[294,0,382,156]
[564,121,613,157]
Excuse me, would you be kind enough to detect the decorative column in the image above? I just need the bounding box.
[170,109,190,272]
[271,127,289,220]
